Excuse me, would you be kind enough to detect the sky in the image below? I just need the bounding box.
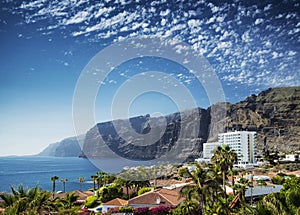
[0,0,299,156]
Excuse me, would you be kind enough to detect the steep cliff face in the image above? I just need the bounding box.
[40,86,300,158]
[225,87,300,153]
[82,108,210,160]
[82,87,300,159]
[38,136,85,157]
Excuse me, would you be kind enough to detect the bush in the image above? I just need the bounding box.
[84,195,98,208]
[134,207,150,215]
[138,187,152,196]
[150,205,175,215]
[119,206,134,212]
[98,185,122,203]
[272,175,285,185]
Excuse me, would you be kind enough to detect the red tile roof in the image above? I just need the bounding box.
[128,188,183,206]
[103,198,128,206]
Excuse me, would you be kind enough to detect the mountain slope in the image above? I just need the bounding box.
[39,86,300,158]
[225,86,300,154]
[38,136,85,157]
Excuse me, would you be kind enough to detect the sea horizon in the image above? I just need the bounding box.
[0,156,101,193]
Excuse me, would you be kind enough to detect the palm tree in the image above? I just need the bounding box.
[178,163,220,213]
[0,185,54,214]
[55,192,79,214]
[211,145,237,196]
[115,177,133,199]
[91,175,98,191]
[228,151,238,193]
[51,176,59,198]
[96,171,109,189]
[78,177,84,191]
[132,180,150,193]
[178,186,201,214]
[60,178,68,193]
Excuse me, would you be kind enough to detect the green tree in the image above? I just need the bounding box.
[78,177,84,191]
[55,192,79,214]
[255,177,300,215]
[84,195,98,208]
[98,184,122,203]
[96,171,109,189]
[114,177,134,199]
[211,145,237,196]
[178,163,220,213]
[0,185,54,214]
[90,175,98,191]
[60,178,68,193]
[173,199,199,215]
[177,186,201,214]
[50,176,59,198]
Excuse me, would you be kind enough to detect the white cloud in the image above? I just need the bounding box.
[287,51,297,56]
[206,16,215,24]
[218,41,232,49]
[254,18,264,25]
[241,31,252,43]
[94,6,115,18]
[65,11,89,24]
[15,0,300,90]
[264,4,272,11]
[160,9,170,17]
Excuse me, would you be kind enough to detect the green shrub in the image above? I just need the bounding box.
[119,206,134,212]
[98,185,122,203]
[272,175,285,185]
[138,187,152,196]
[84,195,98,208]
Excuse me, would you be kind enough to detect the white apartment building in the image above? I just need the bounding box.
[203,131,256,164]
[203,142,221,159]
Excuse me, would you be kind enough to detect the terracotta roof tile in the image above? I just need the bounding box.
[103,198,128,206]
[128,188,183,206]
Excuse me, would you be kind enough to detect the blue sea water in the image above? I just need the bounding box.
[0,156,163,193]
[0,156,101,193]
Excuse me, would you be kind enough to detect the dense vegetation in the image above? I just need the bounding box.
[1,145,300,214]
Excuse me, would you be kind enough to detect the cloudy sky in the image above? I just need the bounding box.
[0,0,299,155]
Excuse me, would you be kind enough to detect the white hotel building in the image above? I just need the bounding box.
[203,131,257,164]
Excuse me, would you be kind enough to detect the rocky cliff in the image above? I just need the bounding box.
[82,86,300,160]
[225,86,300,155]
[82,108,210,161]
[40,86,300,159]
[38,136,85,157]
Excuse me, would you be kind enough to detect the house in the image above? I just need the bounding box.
[245,185,283,199]
[283,154,299,162]
[54,190,94,205]
[102,198,128,213]
[127,188,183,208]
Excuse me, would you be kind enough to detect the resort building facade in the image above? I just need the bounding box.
[203,131,257,164]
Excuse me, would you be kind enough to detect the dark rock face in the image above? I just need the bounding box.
[225,86,300,154]
[40,86,300,158]
[82,86,300,160]
[82,107,214,160]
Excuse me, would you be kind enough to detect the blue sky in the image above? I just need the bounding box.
[0,0,299,155]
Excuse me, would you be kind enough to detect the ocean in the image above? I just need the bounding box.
[0,156,162,193]
[0,156,101,193]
